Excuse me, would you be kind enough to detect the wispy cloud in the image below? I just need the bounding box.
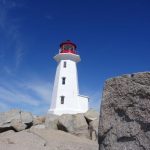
[0,101,10,112]
[2,66,13,75]
[0,0,25,72]
[15,46,24,68]
[0,86,39,106]
[0,76,52,115]
[0,0,18,29]
[0,1,52,115]
[24,82,52,103]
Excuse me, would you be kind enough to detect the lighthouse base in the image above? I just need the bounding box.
[48,95,89,116]
[48,108,87,116]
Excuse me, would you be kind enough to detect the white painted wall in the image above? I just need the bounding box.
[78,95,89,112]
[48,53,89,115]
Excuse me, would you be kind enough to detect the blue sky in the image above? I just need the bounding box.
[0,0,150,115]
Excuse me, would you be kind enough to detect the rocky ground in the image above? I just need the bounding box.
[1,71,149,150]
[0,129,98,150]
[0,109,99,150]
[98,72,150,150]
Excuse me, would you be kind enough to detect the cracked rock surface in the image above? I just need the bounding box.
[98,72,150,150]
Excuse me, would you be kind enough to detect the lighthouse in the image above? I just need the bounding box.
[48,40,89,115]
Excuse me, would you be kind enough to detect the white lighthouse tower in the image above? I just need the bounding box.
[48,40,89,115]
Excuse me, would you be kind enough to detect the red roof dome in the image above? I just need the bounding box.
[60,40,77,49]
[59,40,77,54]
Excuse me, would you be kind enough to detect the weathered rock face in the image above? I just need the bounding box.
[98,72,150,150]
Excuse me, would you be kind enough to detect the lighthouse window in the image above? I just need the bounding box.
[62,77,66,85]
[64,45,74,50]
[60,96,65,104]
[64,61,66,68]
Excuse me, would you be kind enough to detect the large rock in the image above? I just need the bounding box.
[0,130,47,150]
[84,109,99,122]
[0,109,21,132]
[0,127,98,150]
[45,114,59,130]
[29,127,98,150]
[58,114,89,138]
[58,114,74,132]
[20,112,33,124]
[0,110,21,127]
[0,109,33,132]
[98,72,150,150]
[10,119,27,132]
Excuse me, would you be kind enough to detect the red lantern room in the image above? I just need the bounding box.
[59,40,77,54]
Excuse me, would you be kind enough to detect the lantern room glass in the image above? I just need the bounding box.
[63,44,74,50]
